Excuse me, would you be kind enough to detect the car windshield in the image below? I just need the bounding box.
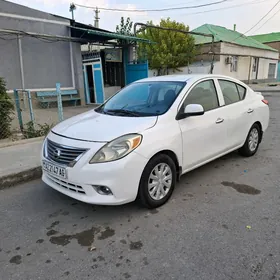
[96,81,186,117]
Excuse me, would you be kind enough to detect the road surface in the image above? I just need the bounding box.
[1,93,280,280]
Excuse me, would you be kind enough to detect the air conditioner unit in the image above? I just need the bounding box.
[225,56,233,64]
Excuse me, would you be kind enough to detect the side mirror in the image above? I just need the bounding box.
[176,104,204,120]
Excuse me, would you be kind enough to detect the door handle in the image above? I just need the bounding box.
[216,118,224,124]
[247,108,254,114]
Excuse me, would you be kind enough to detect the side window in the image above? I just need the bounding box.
[219,80,240,105]
[236,84,246,100]
[183,80,219,112]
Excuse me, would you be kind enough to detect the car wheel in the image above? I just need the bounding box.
[239,123,261,157]
[138,154,176,209]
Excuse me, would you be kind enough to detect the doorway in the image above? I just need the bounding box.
[85,65,95,103]
[83,58,105,104]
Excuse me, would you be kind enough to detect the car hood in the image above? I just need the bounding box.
[51,109,157,142]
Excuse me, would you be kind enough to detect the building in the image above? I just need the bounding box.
[0,0,149,106]
[190,24,279,83]
[249,32,280,81]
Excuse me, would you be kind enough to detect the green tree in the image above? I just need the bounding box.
[116,17,133,45]
[0,77,14,139]
[137,18,196,75]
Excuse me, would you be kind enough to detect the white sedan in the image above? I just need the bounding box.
[41,74,269,208]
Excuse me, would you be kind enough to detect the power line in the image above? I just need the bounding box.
[180,0,269,16]
[251,5,280,33]
[242,0,280,35]
[231,0,280,42]
[74,0,232,12]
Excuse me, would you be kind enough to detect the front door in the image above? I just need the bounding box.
[82,58,105,104]
[178,79,227,172]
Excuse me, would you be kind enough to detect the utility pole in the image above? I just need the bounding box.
[69,3,76,20]
[94,7,100,28]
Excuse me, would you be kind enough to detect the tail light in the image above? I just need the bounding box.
[262,99,269,105]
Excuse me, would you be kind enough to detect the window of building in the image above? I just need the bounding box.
[230,56,238,72]
[182,80,219,112]
[219,80,241,105]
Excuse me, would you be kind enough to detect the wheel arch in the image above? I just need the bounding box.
[254,121,263,143]
[149,150,182,181]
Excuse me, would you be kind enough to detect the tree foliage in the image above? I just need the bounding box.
[0,77,14,139]
[137,18,196,74]
[116,17,134,45]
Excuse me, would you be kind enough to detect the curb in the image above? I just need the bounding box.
[0,166,42,190]
[0,136,44,149]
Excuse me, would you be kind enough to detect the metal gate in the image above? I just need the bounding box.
[277,62,280,82]
[125,61,148,85]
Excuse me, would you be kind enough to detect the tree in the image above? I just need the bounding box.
[116,17,133,45]
[137,18,196,75]
[0,77,14,139]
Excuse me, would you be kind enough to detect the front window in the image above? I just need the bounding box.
[181,80,219,112]
[96,81,185,117]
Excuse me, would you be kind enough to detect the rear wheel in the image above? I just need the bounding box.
[239,123,261,157]
[138,154,176,208]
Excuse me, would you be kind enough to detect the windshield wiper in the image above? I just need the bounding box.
[105,109,141,117]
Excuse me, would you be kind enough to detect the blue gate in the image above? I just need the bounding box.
[125,62,149,85]
[277,62,280,82]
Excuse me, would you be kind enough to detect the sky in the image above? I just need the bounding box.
[7,0,280,35]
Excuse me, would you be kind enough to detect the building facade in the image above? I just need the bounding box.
[249,32,280,81]
[190,24,279,83]
[0,0,84,101]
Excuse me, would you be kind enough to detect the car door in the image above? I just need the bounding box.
[177,79,228,172]
[217,79,252,149]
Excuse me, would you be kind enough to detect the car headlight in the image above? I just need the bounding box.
[89,134,142,163]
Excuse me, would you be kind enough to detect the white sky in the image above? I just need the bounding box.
[7,0,280,35]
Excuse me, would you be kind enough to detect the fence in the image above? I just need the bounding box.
[0,83,96,143]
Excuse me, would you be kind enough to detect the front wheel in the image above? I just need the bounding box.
[137,154,176,209]
[239,123,261,157]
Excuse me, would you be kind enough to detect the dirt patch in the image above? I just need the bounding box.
[98,227,115,240]
[221,181,261,195]
[47,221,60,230]
[10,255,22,264]
[129,241,143,250]
[50,227,99,247]
[47,229,58,236]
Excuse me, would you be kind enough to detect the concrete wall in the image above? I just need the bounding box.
[104,86,120,100]
[219,42,279,81]
[0,0,83,98]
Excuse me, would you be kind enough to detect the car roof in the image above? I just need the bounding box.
[134,74,245,85]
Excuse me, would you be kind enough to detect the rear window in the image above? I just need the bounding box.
[236,84,246,100]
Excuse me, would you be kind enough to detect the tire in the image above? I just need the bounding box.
[239,123,261,157]
[138,154,176,209]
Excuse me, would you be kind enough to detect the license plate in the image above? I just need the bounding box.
[42,160,67,179]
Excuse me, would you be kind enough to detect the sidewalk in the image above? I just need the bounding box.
[250,84,280,92]
[0,138,43,189]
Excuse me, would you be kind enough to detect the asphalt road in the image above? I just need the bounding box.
[1,93,280,280]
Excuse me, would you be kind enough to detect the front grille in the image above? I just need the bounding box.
[45,139,87,166]
[47,174,86,195]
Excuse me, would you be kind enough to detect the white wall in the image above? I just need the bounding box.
[148,62,217,77]
[220,43,279,81]
[104,86,120,100]
[148,43,279,81]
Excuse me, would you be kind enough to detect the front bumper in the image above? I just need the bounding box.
[41,133,148,205]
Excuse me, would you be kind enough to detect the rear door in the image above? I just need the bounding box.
[217,79,252,149]
[178,79,228,171]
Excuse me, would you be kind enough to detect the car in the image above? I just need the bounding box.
[41,74,269,208]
